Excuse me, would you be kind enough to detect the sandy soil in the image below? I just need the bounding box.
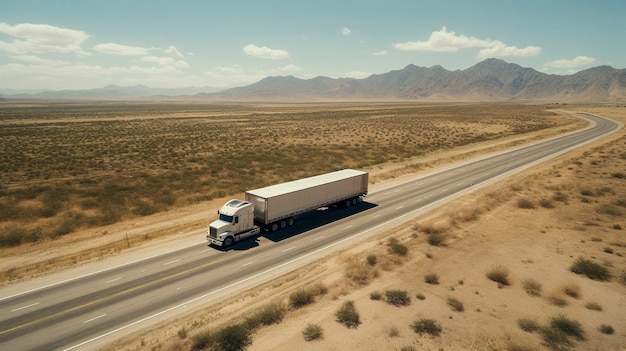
[2,107,625,351]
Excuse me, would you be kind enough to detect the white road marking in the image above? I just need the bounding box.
[396,205,404,209]
[11,302,40,312]
[1,241,202,302]
[164,259,181,266]
[84,314,107,323]
[281,247,296,253]
[345,225,354,229]
[105,277,121,284]
[372,215,380,219]
[241,261,255,267]
[312,236,325,241]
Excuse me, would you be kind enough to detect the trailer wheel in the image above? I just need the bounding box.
[280,220,287,229]
[352,198,357,205]
[345,199,351,207]
[270,223,279,232]
[287,217,295,226]
[223,236,234,247]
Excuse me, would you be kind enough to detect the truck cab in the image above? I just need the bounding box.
[207,199,260,247]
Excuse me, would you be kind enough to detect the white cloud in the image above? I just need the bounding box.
[395,27,491,52]
[545,55,596,68]
[372,50,387,56]
[395,26,540,59]
[9,55,69,66]
[0,22,90,55]
[280,64,301,72]
[477,41,541,60]
[165,45,183,57]
[243,44,289,60]
[342,27,352,36]
[142,56,175,65]
[93,42,149,56]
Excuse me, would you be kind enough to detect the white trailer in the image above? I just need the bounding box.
[207,169,368,247]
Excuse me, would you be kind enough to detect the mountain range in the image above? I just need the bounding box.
[2,59,625,102]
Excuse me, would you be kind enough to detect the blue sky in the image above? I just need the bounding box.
[1,0,624,91]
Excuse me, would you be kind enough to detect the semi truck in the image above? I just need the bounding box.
[207,169,369,247]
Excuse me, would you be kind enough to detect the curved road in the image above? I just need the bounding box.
[0,112,621,351]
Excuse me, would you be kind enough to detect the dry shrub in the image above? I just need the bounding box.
[546,291,568,307]
[344,256,378,286]
[561,282,581,299]
[517,198,536,209]
[486,265,511,286]
[522,278,542,296]
[450,206,481,223]
[414,221,449,234]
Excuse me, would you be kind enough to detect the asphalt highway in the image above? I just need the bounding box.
[0,112,620,351]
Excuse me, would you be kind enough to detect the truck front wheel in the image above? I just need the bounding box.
[270,223,279,232]
[223,236,234,247]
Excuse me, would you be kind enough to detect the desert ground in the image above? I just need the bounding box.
[1,104,625,351]
[106,106,626,351]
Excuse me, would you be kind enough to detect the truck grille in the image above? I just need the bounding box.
[209,227,217,238]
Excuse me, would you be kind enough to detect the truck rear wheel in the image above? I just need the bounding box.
[280,220,287,229]
[287,217,295,226]
[223,236,234,247]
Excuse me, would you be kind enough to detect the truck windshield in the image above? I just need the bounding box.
[219,213,234,223]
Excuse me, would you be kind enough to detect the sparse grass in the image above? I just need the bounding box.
[191,323,252,351]
[0,103,562,253]
[522,278,542,296]
[416,292,426,300]
[427,233,446,246]
[507,343,537,351]
[517,198,536,209]
[549,315,585,340]
[611,172,626,179]
[335,300,361,328]
[570,257,611,281]
[302,323,323,341]
[584,301,602,311]
[387,237,408,256]
[447,297,464,312]
[518,318,540,332]
[370,291,382,300]
[289,288,315,309]
[486,265,511,286]
[539,198,555,208]
[385,290,411,306]
[561,282,581,299]
[388,326,400,337]
[596,204,624,216]
[344,256,378,286]
[599,324,615,334]
[411,318,442,336]
[546,292,568,307]
[243,301,286,331]
[552,191,569,202]
[424,272,439,285]
[366,254,377,265]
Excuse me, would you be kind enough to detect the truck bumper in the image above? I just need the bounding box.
[207,237,223,246]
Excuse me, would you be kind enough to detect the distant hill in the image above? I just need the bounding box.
[0,84,221,100]
[2,59,624,102]
[203,59,626,102]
